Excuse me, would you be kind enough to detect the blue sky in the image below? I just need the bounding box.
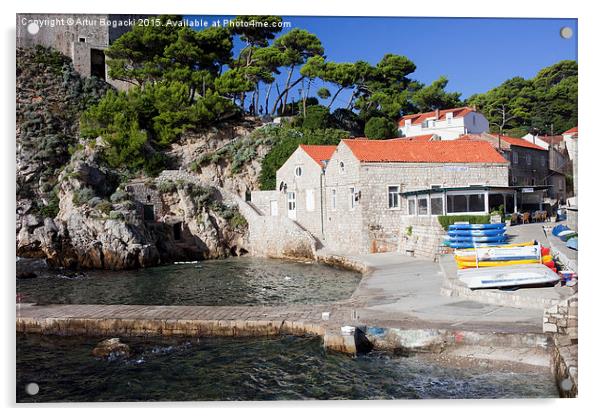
[187,16,577,110]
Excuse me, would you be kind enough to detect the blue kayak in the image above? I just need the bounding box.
[447,235,508,243]
[447,241,503,249]
[566,237,578,251]
[449,223,506,231]
[448,228,506,237]
[552,224,570,236]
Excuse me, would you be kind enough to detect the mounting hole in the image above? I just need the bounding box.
[560,27,573,39]
[25,382,39,396]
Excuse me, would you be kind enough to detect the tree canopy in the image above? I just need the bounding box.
[468,60,577,136]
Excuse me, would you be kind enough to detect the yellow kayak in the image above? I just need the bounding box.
[456,254,553,269]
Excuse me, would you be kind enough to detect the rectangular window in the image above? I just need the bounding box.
[446,194,468,213]
[418,197,428,215]
[468,194,485,212]
[331,189,337,210]
[349,187,356,210]
[541,155,546,168]
[446,112,453,126]
[431,196,443,215]
[526,154,532,166]
[388,186,400,209]
[306,189,315,212]
[408,198,416,215]
[512,152,519,164]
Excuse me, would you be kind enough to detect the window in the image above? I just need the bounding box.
[408,198,416,215]
[418,197,428,215]
[468,194,485,212]
[339,161,345,174]
[446,112,453,126]
[405,120,411,128]
[473,114,477,125]
[331,189,337,210]
[349,187,356,210]
[306,189,315,212]
[388,186,400,209]
[526,154,532,166]
[446,195,468,213]
[512,152,519,164]
[431,184,442,189]
[287,192,296,210]
[541,155,546,168]
[430,195,443,215]
[295,166,303,177]
[78,37,86,43]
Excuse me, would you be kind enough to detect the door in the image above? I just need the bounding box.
[287,192,296,220]
[270,200,278,216]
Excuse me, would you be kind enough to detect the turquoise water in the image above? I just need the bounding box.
[16,334,558,402]
[16,257,361,306]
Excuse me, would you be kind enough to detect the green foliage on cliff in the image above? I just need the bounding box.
[364,116,398,139]
[467,60,577,136]
[257,126,348,190]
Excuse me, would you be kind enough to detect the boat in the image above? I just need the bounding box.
[552,224,570,236]
[457,264,560,289]
[446,235,508,243]
[446,241,503,249]
[559,231,578,242]
[456,240,537,250]
[448,228,506,237]
[456,254,554,269]
[566,237,578,251]
[448,223,506,230]
[454,245,550,262]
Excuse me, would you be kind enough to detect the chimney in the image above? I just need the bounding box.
[435,108,440,119]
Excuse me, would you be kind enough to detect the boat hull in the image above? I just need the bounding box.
[457,264,560,289]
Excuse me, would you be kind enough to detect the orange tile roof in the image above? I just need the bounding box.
[342,139,508,164]
[563,126,578,135]
[498,135,546,150]
[396,134,438,142]
[299,144,337,167]
[538,135,563,146]
[457,134,546,151]
[399,107,475,127]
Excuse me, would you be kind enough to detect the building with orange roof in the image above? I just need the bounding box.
[398,107,489,140]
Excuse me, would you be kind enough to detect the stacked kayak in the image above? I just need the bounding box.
[458,264,559,289]
[454,242,556,272]
[443,223,507,249]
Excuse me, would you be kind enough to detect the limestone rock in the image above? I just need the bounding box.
[92,338,130,359]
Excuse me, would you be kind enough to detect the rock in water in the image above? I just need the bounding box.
[92,338,130,359]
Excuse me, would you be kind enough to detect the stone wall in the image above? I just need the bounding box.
[275,147,326,238]
[543,293,578,339]
[232,194,318,260]
[125,181,166,220]
[250,190,279,216]
[398,216,447,259]
[322,143,363,253]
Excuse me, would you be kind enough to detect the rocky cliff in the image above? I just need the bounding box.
[16,47,258,270]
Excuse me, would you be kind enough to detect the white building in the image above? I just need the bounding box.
[398,107,489,140]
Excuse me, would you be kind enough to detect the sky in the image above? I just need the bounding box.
[186,15,578,110]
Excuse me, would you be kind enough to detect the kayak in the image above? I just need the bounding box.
[456,254,553,269]
[449,223,506,230]
[454,245,550,262]
[566,237,578,251]
[448,228,506,237]
[456,240,537,250]
[457,264,560,289]
[559,232,578,242]
[446,235,508,243]
[446,241,505,249]
[552,224,570,236]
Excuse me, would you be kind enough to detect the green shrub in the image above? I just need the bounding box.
[364,116,397,139]
[437,215,491,231]
[229,211,248,230]
[96,200,113,215]
[157,180,177,193]
[109,210,125,220]
[109,189,129,203]
[72,188,95,206]
[301,105,331,130]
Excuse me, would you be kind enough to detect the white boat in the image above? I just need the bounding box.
[457,264,559,289]
[454,244,543,262]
